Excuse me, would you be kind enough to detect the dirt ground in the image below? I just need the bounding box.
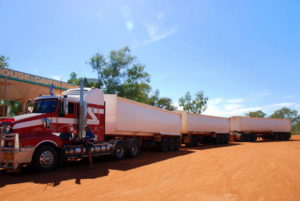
[1,135,300,201]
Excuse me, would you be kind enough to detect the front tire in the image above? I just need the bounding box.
[32,145,58,172]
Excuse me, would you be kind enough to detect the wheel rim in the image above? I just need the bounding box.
[131,143,138,155]
[39,151,54,168]
[116,145,124,157]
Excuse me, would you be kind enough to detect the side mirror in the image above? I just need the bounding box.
[63,99,68,115]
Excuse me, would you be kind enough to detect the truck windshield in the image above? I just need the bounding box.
[32,99,58,113]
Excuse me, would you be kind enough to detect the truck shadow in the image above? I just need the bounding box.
[0,149,193,187]
[249,139,300,143]
[181,143,240,150]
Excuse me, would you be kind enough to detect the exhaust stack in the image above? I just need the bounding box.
[78,81,86,139]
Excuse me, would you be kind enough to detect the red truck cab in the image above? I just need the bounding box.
[0,87,109,172]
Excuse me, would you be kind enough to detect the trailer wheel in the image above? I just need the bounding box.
[186,136,197,147]
[223,135,229,144]
[279,133,285,141]
[112,140,126,160]
[215,135,222,144]
[127,139,140,157]
[273,133,279,141]
[159,138,169,152]
[174,137,180,151]
[252,134,257,142]
[168,138,176,151]
[285,132,291,140]
[32,144,58,172]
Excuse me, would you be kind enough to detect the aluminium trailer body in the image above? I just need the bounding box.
[178,111,230,147]
[104,95,182,152]
[230,116,291,141]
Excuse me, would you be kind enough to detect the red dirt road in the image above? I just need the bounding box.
[1,136,300,201]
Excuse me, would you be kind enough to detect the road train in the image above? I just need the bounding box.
[0,84,291,172]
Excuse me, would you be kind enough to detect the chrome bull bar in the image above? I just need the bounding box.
[0,128,34,172]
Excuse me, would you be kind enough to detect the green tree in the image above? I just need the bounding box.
[88,47,151,103]
[179,91,208,114]
[89,54,106,88]
[269,107,299,120]
[0,100,21,116]
[148,90,177,111]
[269,107,300,134]
[245,110,266,118]
[67,72,81,85]
[0,55,9,68]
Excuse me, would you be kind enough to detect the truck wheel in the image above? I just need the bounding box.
[284,132,291,140]
[174,137,180,151]
[252,134,257,142]
[113,140,126,160]
[273,133,279,141]
[127,139,140,157]
[215,135,222,144]
[32,144,58,172]
[240,134,245,142]
[224,135,229,144]
[159,138,169,152]
[168,138,176,151]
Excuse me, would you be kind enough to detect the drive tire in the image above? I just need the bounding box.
[113,140,126,160]
[32,144,58,172]
[127,139,140,158]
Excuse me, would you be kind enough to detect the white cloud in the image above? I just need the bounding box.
[144,24,177,44]
[227,98,243,103]
[120,5,131,19]
[224,104,242,110]
[209,98,223,105]
[126,20,134,31]
[52,75,61,81]
[269,102,295,108]
[157,12,164,20]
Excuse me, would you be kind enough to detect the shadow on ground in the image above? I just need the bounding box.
[182,142,240,151]
[0,149,193,187]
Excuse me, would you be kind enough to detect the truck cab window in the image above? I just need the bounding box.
[32,99,57,113]
[58,101,74,116]
[68,102,74,115]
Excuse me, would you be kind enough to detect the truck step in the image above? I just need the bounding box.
[0,137,15,140]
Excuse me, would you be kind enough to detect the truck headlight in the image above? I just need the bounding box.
[5,126,11,133]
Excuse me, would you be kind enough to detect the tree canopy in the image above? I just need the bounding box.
[0,55,9,68]
[88,47,151,103]
[179,91,208,114]
[269,107,300,134]
[67,47,209,111]
[245,110,266,118]
[147,90,177,111]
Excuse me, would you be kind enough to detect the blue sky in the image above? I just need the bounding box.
[1,0,299,117]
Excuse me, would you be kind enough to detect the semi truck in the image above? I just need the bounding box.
[0,84,181,172]
[0,84,292,172]
[230,116,291,141]
[179,111,230,146]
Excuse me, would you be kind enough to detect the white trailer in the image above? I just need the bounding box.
[230,116,291,141]
[104,95,182,151]
[178,111,230,146]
